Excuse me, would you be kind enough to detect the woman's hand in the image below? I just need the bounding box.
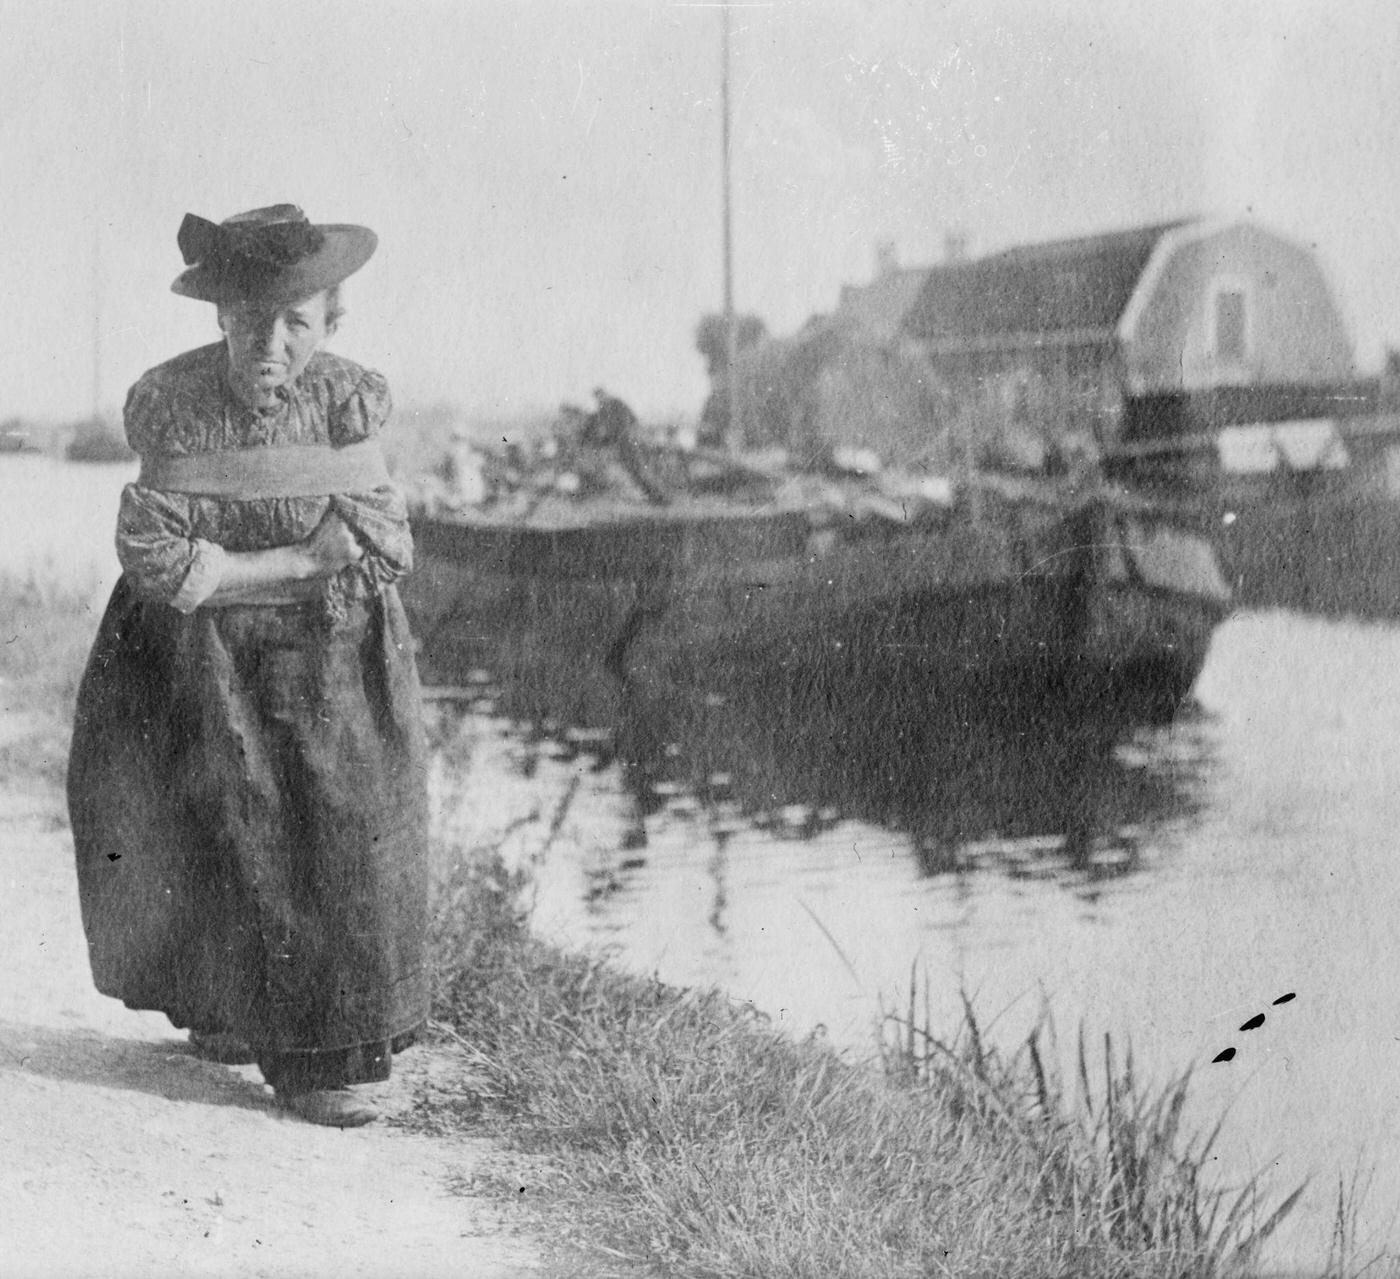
[302,510,365,575]
[173,509,368,609]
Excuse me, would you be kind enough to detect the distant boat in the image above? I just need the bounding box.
[1110,386,1400,620]
[1217,478,1400,617]
[65,418,134,463]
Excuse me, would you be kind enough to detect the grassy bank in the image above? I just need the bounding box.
[0,573,98,794]
[428,837,1304,1279]
[4,574,1314,1277]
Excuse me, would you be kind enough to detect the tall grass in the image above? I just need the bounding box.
[880,976,1305,1277]
[428,840,1306,1279]
[1318,1164,1395,1279]
[0,572,98,793]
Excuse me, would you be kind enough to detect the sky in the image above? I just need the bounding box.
[3,0,1399,424]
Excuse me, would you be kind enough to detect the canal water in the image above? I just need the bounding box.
[9,453,1399,1270]
[424,568,1400,1272]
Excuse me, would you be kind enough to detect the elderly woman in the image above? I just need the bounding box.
[68,205,427,1127]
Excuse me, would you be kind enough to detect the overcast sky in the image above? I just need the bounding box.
[3,0,1398,423]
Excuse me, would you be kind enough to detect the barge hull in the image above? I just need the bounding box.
[402,487,1228,729]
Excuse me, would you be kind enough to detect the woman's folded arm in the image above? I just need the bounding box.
[116,483,206,607]
[117,483,368,612]
[331,486,414,586]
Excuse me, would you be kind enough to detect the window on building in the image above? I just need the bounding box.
[1212,285,1250,363]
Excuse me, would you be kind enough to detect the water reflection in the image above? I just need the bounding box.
[434,651,1214,894]
[620,671,1212,882]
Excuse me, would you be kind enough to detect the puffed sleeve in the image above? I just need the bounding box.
[114,377,226,611]
[328,368,414,584]
[328,366,391,446]
[121,373,168,456]
[116,483,227,611]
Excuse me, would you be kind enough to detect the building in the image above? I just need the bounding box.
[837,218,1362,473]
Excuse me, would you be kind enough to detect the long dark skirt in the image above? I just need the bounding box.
[68,579,429,1081]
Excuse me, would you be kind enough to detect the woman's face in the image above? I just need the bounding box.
[219,291,333,400]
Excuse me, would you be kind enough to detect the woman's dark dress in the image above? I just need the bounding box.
[67,342,429,1089]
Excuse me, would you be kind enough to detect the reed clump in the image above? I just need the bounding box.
[880,979,1305,1277]
[429,843,1303,1279]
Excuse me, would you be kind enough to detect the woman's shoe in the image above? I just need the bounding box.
[188,1029,257,1065]
[278,1088,379,1128]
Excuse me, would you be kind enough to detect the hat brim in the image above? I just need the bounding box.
[171,224,377,305]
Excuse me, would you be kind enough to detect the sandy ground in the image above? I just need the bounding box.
[0,768,543,1279]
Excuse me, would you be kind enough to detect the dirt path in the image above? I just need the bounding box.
[0,774,542,1279]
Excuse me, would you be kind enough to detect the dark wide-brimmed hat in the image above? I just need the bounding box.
[171,204,377,305]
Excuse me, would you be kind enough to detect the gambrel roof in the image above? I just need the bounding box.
[902,220,1192,351]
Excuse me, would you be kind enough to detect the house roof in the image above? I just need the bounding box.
[901,220,1194,349]
[834,267,932,340]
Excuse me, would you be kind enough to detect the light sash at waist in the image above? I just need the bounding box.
[139,440,391,498]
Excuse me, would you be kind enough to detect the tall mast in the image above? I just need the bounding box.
[720,6,741,445]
